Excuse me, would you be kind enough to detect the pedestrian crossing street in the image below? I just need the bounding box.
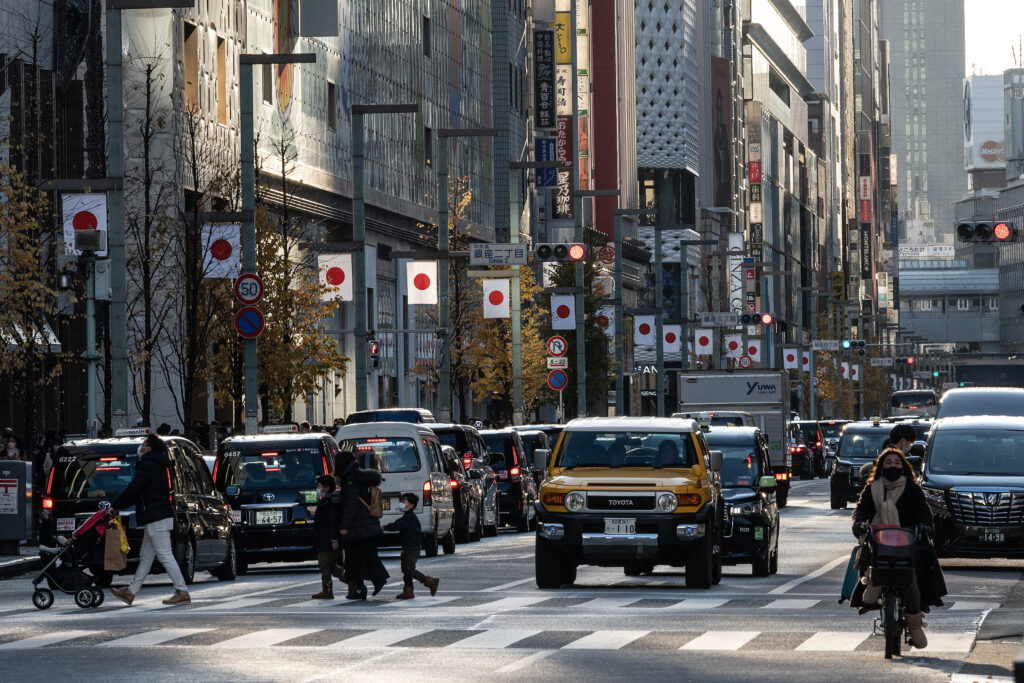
[0,625,978,653]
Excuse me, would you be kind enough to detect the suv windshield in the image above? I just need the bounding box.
[927,429,1024,476]
[344,410,433,424]
[556,431,697,469]
[433,430,467,453]
[892,391,937,409]
[820,422,846,439]
[711,444,763,488]
[339,437,421,473]
[937,391,1024,419]
[836,431,888,461]
[219,443,322,489]
[795,423,821,444]
[481,433,519,468]
[54,444,141,499]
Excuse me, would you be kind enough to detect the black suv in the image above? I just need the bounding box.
[480,428,537,532]
[429,423,489,468]
[704,427,780,577]
[43,430,236,585]
[213,430,338,571]
[791,420,825,478]
[829,421,891,509]
[512,429,551,486]
[920,416,1024,558]
[344,408,437,424]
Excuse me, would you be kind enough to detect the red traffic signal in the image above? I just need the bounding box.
[567,243,586,261]
[957,220,1016,242]
[760,313,774,325]
[535,243,587,262]
[994,222,1014,241]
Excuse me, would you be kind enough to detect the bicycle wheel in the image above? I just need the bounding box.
[883,590,901,659]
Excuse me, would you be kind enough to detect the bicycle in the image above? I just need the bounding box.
[862,525,918,659]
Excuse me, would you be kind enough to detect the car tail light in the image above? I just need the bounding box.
[423,480,433,506]
[509,466,521,479]
[450,479,459,489]
[45,467,55,495]
[775,472,789,481]
[42,497,53,509]
[463,452,473,469]
[99,456,117,462]
[212,460,219,484]
[322,456,329,475]
[816,441,822,447]
[789,446,800,453]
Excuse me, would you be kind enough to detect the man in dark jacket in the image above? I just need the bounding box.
[311,475,345,599]
[336,451,389,599]
[383,493,438,599]
[110,435,190,606]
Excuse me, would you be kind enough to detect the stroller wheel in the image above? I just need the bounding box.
[74,588,95,609]
[90,588,104,607]
[32,588,54,610]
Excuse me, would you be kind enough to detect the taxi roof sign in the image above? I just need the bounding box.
[114,428,151,437]
[261,424,299,434]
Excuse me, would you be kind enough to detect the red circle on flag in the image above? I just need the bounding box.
[727,340,739,351]
[748,346,757,355]
[638,323,651,335]
[786,353,795,362]
[488,290,505,306]
[326,267,346,285]
[72,210,98,231]
[698,335,710,346]
[414,273,432,291]
[802,356,809,366]
[666,332,677,343]
[597,315,609,328]
[210,239,233,261]
[556,304,571,319]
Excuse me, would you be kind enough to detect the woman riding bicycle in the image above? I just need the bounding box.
[851,447,945,649]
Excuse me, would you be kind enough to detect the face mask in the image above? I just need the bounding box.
[882,466,903,482]
[403,502,414,511]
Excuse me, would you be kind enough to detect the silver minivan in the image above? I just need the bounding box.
[335,422,456,556]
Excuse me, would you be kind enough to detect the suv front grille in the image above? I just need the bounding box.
[586,493,657,511]
[949,490,1024,526]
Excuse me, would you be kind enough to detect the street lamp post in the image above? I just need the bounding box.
[350,104,419,412]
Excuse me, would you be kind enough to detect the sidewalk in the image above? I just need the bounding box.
[958,575,1024,682]
[0,542,40,579]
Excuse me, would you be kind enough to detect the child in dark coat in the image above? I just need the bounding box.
[383,493,438,599]
[311,475,345,599]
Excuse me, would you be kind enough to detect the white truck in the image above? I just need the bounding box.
[677,370,793,506]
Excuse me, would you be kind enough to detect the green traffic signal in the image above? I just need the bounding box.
[932,371,939,378]
[842,340,851,349]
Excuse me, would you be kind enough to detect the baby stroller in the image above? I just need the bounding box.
[32,508,110,610]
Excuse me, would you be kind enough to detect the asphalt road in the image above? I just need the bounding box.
[0,479,1020,682]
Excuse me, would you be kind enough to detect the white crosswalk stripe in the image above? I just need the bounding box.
[680,631,760,651]
[329,629,427,648]
[191,597,282,612]
[447,629,542,649]
[575,597,643,610]
[473,596,548,612]
[948,601,1000,611]
[217,628,321,648]
[762,599,820,610]
[563,630,649,650]
[662,598,729,611]
[0,630,94,649]
[918,633,976,653]
[795,631,871,651]
[99,628,212,647]
[380,596,460,608]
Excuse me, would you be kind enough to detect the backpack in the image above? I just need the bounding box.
[359,486,383,518]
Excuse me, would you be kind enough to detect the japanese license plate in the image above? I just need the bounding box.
[255,510,284,525]
[230,510,241,524]
[57,518,76,531]
[382,497,391,511]
[604,518,636,535]
[979,528,1005,543]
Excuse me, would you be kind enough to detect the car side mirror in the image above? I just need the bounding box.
[709,450,723,472]
[758,475,777,489]
[533,448,549,472]
[906,455,922,468]
[825,451,837,459]
[225,485,240,497]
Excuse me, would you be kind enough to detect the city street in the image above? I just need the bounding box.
[0,479,1019,682]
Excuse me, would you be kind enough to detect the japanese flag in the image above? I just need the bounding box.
[724,333,742,359]
[694,329,713,356]
[663,325,682,353]
[407,261,438,305]
[852,364,860,381]
[319,253,353,301]
[747,340,762,363]
[596,306,614,338]
[634,315,655,345]
[482,279,510,318]
[889,373,897,388]
[841,362,850,378]
[62,193,108,257]
[783,348,798,369]
[802,351,811,372]
[551,295,575,330]
[202,223,240,279]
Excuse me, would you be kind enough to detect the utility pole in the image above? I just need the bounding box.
[613,208,656,416]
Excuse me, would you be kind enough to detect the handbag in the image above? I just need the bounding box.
[359,486,384,518]
[104,517,128,571]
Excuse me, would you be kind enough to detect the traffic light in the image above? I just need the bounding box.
[932,371,939,378]
[740,312,774,325]
[535,243,587,262]
[895,357,915,366]
[956,220,1017,242]
[367,339,381,369]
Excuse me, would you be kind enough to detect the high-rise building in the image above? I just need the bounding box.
[963,74,1007,192]
[878,0,967,243]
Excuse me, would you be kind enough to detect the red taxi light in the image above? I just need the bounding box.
[322,456,329,475]
[212,460,219,484]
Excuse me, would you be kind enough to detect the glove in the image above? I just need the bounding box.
[852,522,868,539]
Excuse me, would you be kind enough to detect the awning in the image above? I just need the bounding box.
[1,323,62,354]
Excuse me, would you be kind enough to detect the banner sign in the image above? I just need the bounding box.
[534,30,556,129]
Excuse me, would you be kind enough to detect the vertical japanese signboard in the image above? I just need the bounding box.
[534,30,556,129]
[861,224,873,279]
[535,138,558,188]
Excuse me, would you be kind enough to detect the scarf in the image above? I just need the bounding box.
[870,475,906,527]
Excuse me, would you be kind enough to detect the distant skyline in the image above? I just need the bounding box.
[965,0,1024,75]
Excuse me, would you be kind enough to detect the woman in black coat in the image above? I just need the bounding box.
[336,451,389,599]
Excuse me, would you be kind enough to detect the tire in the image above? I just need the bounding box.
[535,538,566,589]
[752,551,771,577]
[712,516,723,585]
[883,590,901,659]
[455,506,470,544]
[237,555,249,575]
[178,536,196,585]
[90,588,104,607]
[624,561,644,577]
[422,530,439,557]
[483,523,498,538]
[800,460,812,480]
[212,536,238,582]
[75,588,95,609]
[470,507,482,542]
[830,494,846,510]
[442,527,456,555]
[560,561,577,586]
[515,500,530,533]
[769,546,779,574]
[528,508,538,531]
[776,491,789,508]
[686,532,714,589]
[32,588,54,610]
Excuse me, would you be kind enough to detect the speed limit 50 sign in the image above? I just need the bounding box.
[234,273,264,305]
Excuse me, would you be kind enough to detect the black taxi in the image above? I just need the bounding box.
[213,426,339,571]
[43,428,236,586]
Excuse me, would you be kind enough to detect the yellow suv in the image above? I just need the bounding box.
[534,417,724,589]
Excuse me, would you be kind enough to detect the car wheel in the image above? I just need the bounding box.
[237,555,249,575]
[32,588,54,610]
[624,561,644,577]
[455,511,470,544]
[800,461,812,480]
[685,532,714,589]
[213,536,238,582]
[535,538,566,589]
[483,522,498,538]
[776,490,788,508]
[752,550,771,577]
[515,502,530,533]
[769,545,779,574]
[830,493,846,510]
[470,506,483,542]
[560,561,577,586]
[422,530,439,557]
[711,518,723,586]
[442,526,456,555]
[177,536,196,585]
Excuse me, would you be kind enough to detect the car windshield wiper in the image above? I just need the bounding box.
[564,462,613,469]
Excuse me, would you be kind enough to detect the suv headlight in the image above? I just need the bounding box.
[922,486,946,508]
[657,492,678,511]
[834,462,851,475]
[564,491,585,512]
[730,502,761,517]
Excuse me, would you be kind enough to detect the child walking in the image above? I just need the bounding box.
[383,493,439,599]
[311,475,345,599]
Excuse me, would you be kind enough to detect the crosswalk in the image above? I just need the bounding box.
[0,625,979,653]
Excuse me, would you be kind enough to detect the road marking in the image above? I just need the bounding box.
[380,596,460,608]
[918,633,976,653]
[0,630,93,649]
[475,596,548,612]
[662,598,728,611]
[495,649,556,673]
[301,652,399,682]
[769,554,849,594]
[563,630,648,650]
[217,628,321,648]
[681,631,760,650]
[191,597,281,611]
[575,597,643,610]
[795,631,871,651]
[448,629,541,649]
[99,628,212,647]
[328,628,428,648]
[482,578,534,592]
[762,599,820,610]
[949,601,1000,611]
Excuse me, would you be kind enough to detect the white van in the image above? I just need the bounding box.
[335,422,456,556]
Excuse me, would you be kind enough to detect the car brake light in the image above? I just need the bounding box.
[450,479,459,489]
[423,480,433,506]
[816,441,822,447]
[365,438,388,443]
[322,456,329,475]
[42,497,53,509]
[463,452,473,469]
[261,451,278,457]
[775,473,785,480]
[510,466,520,478]
[99,456,117,462]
